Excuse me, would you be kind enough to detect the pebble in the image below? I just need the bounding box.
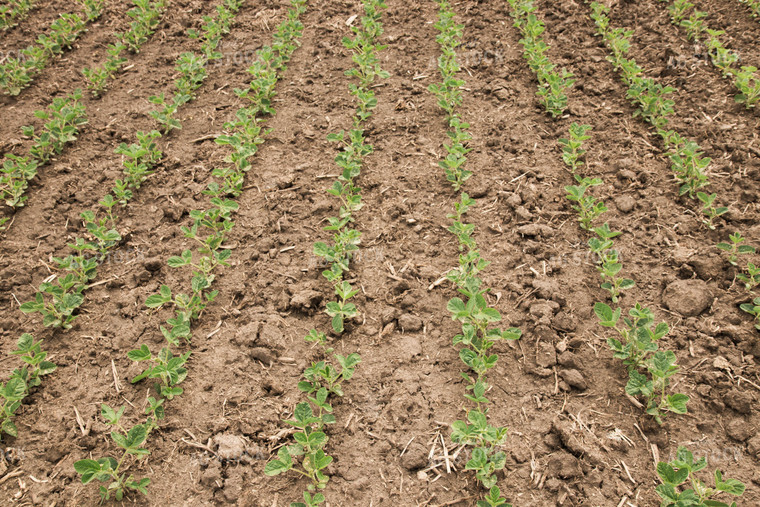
[547,450,583,478]
[725,389,753,415]
[250,347,275,366]
[401,443,429,471]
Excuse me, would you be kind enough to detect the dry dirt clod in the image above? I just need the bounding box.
[398,313,423,332]
[662,279,713,317]
[559,369,588,391]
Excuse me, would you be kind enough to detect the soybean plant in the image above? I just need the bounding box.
[656,446,745,506]
[590,3,712,198]
[596,303,688,424]
[265,333,360,493]
[0,1,35,31]
[508,0,574,117]
[717,232,756,266]
[433,2,518,505]
[588,223,634,302]
[0,334,56,439]
[558,123,591,173]
[565,177,607,231]
[75,0,307,502]
[697,192,727,230]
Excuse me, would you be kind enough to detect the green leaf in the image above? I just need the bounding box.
[594,302,620,326]
[74,459,104,483]
[294,402,313,423]
[1,419,18,437]
[264,453,292,476]
[145,294,168,308]
[715,470,745,496]
[666,393,689,414]
[127,344,152,361]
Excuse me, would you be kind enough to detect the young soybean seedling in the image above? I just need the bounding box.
[74,404,152,502]
[20,273,85,329]
[717,232,756,266]
[697,192,728,230]
[588,223,635,302]
[0,334,57,439]
[558,123,591,172]
[656,446,745,507]
[595,302,668,369]
[627,350,689,424]
[565,176,607,230]
[733,65,760,108]
[737,262,760,292]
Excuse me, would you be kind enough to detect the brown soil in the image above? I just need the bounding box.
[1,0,759,506]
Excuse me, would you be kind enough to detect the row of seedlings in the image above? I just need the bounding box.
[263,1,390,505]
[564,133,745,503]
[0,0,35,31]
[663,1,760,326]
[0,89,87,214]
[429,1,520,506]
[512,9,743,494]
[147,0,244,134]
[82,0,169,96]
[19,0,244,336]
[0,0,167,216]
[718,233,760,329]
[557,125,690,424]
[589,3,760,334]
[509,0,688,440]
[73,1,308,502]
[589,3,717,212]
[0,0,245,444]
[507,0,575,118]
[0,0,105,96]
[662,0,760,108]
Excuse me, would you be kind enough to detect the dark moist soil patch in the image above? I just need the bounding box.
[1,0,759,506]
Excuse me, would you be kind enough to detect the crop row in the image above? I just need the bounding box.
[502,1,689,430]
[429,1,522,505]
[0,0,35,31]
[1,0,243,446]
[662,0,760,108]
[0,0,105,96]
[19,0,243,339]
[589,3,760,335]
[557,125,690,424]
[263,1,389,505]
[739,0,760,20]
[0,0,168,216]
[74,0,307,502]
[507,0,574,118]
[83,0,168,96]
[515,3,748,502]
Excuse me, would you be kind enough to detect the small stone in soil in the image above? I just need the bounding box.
[398,335,422,361]
[249,347,275,366]
[614,194,635,213]
[547,450,583,478]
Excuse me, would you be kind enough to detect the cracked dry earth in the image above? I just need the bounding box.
[1,0,760,506]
